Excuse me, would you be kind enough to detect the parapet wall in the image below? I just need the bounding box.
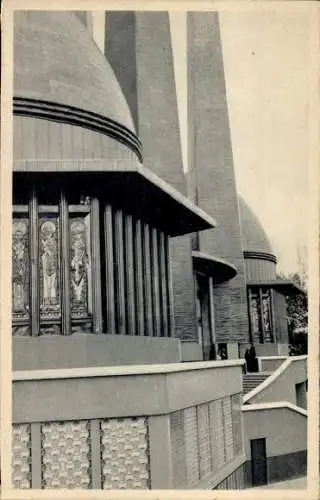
[13,361,246,490]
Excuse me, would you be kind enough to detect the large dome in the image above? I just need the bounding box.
[239,197,275,257]
[14,11,135,133]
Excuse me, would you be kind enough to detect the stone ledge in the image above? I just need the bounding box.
[13,359,245,381]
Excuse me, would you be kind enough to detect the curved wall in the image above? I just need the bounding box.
[13,116,139,163]
[244,258,277,282]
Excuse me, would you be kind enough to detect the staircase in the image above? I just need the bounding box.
[242,373,270,395]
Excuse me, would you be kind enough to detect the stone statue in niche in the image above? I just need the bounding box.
[70,219,89,311]
[262,293,271,331]
[12,220,28,313]
[250,295,260,332]
[40,220,58,309]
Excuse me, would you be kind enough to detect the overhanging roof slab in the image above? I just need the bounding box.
[13,159,216,237]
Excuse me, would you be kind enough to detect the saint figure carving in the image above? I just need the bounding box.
[12,221,28,312]
[40,221,58,307]
[70,220,89,306]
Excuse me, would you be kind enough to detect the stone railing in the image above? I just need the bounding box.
[12,360,247,490]
[243,355,307,406]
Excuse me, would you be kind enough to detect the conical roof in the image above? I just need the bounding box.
[14,10,135,133]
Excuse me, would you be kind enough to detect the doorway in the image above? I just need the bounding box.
[250,438,267,486]
[195,273,216,360]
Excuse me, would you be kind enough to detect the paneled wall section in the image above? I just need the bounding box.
[12,417,150,489]
[12,394,244,490]
[169,394,244,488]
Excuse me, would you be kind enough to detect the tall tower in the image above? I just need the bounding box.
[188,12,250,349]
[105,12,198,343]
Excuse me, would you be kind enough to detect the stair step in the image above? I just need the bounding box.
[242,373,270,395]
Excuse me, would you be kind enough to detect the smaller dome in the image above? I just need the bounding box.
[239,197,275,258]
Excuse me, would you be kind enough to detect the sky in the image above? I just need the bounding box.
[98,10,311,276]
[169,10,310,276]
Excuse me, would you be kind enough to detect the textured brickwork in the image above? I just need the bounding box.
[170,236,198,340]
[209,399,226,471]
[12,400,241,490]
[187,12,249,344]
[41,421,91,489]
[231,394,243,457]
[170,399,241,488]
[267,450,307,483]
[170,410,187,487]
[100,417,150,489]
[106,11,198,341]
[222,397,234,463]
[214,463,248,489]
[197,404,212,478]
[184,406,199,485]
[12,424,32,489]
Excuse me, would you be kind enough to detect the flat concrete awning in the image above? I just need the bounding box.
[13,160,216,236]
[247,280,306,296]
[192,251,237,284]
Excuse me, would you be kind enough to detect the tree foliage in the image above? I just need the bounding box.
[277,271,308,355]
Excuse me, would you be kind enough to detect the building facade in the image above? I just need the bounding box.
[11,10,307,490]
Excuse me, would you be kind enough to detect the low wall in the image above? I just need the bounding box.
[258,356,288,373]
[12,334,182,370]
[243,356,307,406]
[180,341,202,362]
[13,360,246,490]
[239,343,289,358]
[242,402,307,483]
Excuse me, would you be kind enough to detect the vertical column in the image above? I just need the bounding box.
[148,415,174,489]
[124,214,136,335]
[91,198,102,334]
[208,276,216,352]
[30,423,41,488]
[270,288,277,343]
[142,223,153,336]
[29,188,39,336]
[134,219,145,335]
[259,288,265,343]
[90,420,102,488]
[166,235,175,337]
[151,227,161,337]
[114,209,126,335]
[104,205,116,333]
[60,191,71,335]
[247,288,253,343]
[159,231,169,337]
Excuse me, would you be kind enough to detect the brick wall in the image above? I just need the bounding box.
[187,12,249,344]
[170,394,244,488]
